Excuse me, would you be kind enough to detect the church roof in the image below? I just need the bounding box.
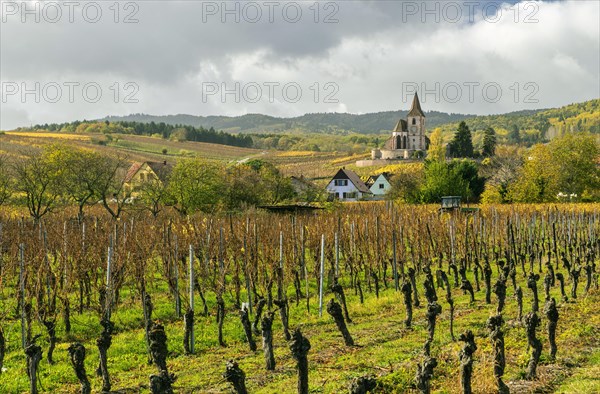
[393,119,407,132]
[407,93,425,118]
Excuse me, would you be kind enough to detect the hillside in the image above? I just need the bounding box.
[6,100,598,164]
[435,99,600,147]
[102,111,474,135]
[100,100,599,139]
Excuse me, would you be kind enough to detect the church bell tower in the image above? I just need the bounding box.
[406,93,425,150]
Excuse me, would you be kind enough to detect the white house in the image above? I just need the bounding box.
[366,173,392,197]
[326,168,372,201]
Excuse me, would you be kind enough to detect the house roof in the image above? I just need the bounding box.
[376,172,392,182]
[364,175,377,188]
[332,168,371,193]
[147,161,173,182]
[290,175,316,191]
[124,162,144,183]
[290,175,314,186]
[407,92,425,118]
[124,161,173,184]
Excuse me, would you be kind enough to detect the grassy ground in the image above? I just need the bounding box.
[0,264,598,394]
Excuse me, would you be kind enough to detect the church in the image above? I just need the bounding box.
[357,93,429,166]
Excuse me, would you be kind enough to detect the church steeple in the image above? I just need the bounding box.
[407,92,425,118]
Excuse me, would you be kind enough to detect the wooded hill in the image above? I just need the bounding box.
[11,99,598,153]
[99,99,599,138]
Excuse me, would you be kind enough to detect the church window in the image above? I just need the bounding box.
[412,118,416,125]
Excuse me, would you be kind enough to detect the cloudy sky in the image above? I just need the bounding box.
[1,0,598,130]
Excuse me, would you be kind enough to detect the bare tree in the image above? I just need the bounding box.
[0,155,13,206]
[93,154,131,220]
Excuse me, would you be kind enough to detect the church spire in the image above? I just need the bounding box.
[407,92,425,118]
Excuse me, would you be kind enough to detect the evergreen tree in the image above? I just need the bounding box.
[482,127,497,157]
[447,121,474,158]
[509,125,521,144]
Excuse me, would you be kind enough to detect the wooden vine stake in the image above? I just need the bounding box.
[186,244,195,354]
[319,234,325,317]
[19,243,25,349]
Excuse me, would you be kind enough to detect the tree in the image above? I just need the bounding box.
[12,147,66,221]
[512,144,559,203]
[427,128,446,162]
[480,146,523,203]
[138,176,170,217]
[0,155,12,206]
[420,160,463,203]
[549,133,599,200]
[224,164,264,210]
[93,154,132,219]
[511,133,599,202]
[241,159,296,204]
[258,162,295,204]
[451,159,485,203]
[482,127,497,157]
[388,163,424,203]
[419,159,484,203]
[508,125,521,144]
[447,122,474,158]
[47,146,106,220]
[167,158,226,215]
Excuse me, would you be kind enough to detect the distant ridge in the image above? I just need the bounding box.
[101,111,475,134]
[95,99,597,137]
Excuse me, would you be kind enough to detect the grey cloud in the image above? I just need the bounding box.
[0,0,598,129]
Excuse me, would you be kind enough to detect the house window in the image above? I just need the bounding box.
[334,179,348,186]
[343,192,357,199]
[379,183,385,189]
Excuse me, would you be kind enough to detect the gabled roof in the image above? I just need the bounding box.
[407,93,425,118]
[364,175,377,188]
[290,175,316,191]
[331,168,371,193]
[147,161,173,182]
[393,119,407,132]
[124,161,173,184]
[375,172,392,182]
[124,162,144,183]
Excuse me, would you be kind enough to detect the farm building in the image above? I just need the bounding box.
[123,161,173,196]
[326,168,372,201]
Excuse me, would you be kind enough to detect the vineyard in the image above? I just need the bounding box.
[0,204,599,393]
